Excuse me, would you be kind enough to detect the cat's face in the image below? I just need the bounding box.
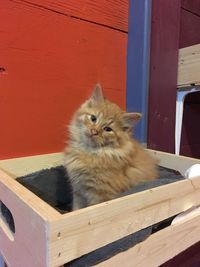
[69,84,141,150]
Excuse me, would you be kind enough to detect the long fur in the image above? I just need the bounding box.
[64,84,158,210]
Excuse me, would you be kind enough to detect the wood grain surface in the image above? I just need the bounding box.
[15,0,129,32]
[148,0,181,153]
[180,8,200,48]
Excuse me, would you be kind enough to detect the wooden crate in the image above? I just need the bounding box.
[0,150,200,267]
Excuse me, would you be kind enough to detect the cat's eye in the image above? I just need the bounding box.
[91,115,97,123]
[104,126,113,132]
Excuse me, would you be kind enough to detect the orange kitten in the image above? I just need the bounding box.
[64,84,158,210]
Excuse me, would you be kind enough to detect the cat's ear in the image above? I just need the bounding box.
[122,112,142,131]
[89,83,105,104]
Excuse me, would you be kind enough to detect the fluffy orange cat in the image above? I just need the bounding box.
[64,84,158,210]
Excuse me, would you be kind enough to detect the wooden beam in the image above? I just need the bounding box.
[178,44,200,87]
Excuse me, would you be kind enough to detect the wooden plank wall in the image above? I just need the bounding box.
[180,0,200,48]
[0,0,128,159]
[162,1,200,265]
[148,0,200,158]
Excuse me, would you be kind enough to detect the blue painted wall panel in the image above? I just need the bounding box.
[126,0,152,143]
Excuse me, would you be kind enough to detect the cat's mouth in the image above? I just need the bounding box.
[87,133,99,142]
[90,128,99,136]
[84,129,99,138]
[83,131,103,147]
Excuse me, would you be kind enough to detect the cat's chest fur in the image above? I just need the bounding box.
[65,146,127,179]
[65,146,133,205]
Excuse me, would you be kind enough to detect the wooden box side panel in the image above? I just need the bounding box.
[0,170,60,267]
[95,209,200,267]
[148,149,200,175]
[48,176,200,266]
[148,0,180,153]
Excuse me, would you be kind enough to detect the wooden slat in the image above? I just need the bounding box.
[147,149,200,175]
[95,209,200,267]
[182,0,200,17]
[0,152,63,177]
[16,0,128,32]
[0,1,127,160]
[48,177,200,266]
[177,44,200,87]
[179,8,200,48]
[1,150,199,178]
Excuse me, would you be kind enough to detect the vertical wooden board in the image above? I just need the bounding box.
[16,0,129,32]
[0,1,127,159]
[148,0,181,153]
[179,9,200,48]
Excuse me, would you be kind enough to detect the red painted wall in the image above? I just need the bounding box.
[0,1,128,159]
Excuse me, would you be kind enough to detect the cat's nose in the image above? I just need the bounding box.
[90,128,98,136]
